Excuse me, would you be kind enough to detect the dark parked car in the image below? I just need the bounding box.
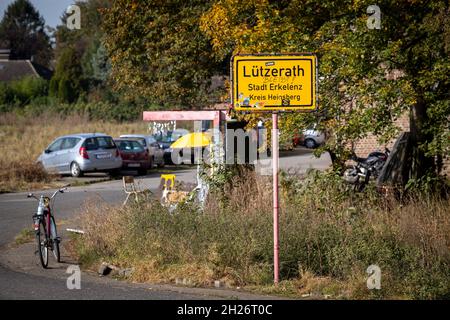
[114,138,151,175]
[153,129,189,164]
[119,134,165,167]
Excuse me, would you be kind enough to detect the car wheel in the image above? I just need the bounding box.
[70,162,83,177]
[305,138,316,149]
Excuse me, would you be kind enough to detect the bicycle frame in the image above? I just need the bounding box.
[29,188,66,240]
[28,187,67,268]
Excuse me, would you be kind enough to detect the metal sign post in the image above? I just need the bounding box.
[231,54,318,285]
[272,112,280,284]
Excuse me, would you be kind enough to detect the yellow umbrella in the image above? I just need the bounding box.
[170,132,213,204]
[170,132,211,149]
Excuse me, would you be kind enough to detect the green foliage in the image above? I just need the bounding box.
[0,0,52,66]
[84,42,111,84]
[51,47,83,103]
[0,82,13,106]
[102,0,225,108]
[10,76,48,102]
[200,0,450,177]
[0,76,48,107]
[57,77,72,103]
[52,0,112,101]
[48,77,59,98]
[14,97,152,122]
[405,173,450,197]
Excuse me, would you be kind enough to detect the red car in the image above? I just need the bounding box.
[114,138,150,175]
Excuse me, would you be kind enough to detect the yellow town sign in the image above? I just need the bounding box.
[232,54,318,112]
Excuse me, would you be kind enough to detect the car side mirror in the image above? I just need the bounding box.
[44,149,51,154]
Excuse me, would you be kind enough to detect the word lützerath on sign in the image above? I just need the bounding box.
[243,65,306,77]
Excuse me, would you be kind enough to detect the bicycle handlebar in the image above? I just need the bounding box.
[27,186,68,201]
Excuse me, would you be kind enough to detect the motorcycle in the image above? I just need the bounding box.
[343,148,390,191]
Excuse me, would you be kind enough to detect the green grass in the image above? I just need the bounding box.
[14,228,35,245]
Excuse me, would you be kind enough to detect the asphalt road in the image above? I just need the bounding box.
[0,148,331,300]
[0,168,197,248]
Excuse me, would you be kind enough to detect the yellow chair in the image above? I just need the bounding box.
[160,174,190,208]
[160,174,176,190]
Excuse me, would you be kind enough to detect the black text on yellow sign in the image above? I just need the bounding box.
[232,54,318,112]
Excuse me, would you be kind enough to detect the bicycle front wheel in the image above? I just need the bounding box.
[36,220,48,268]
[50,216,60,263]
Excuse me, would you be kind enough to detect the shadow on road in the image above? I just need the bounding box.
[279,147,315,158]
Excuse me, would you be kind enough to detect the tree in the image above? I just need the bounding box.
[50,46,82,103]
[0,0,52,66]
[57,76,73,103]
[51,0,112,101]
[101,0,224,109]
[200,0,450,179]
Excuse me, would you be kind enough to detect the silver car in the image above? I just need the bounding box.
[303,127,325,149]
[38,133,122,177]
[119,134,165,167]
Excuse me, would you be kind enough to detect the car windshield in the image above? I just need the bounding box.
[117,140,144,152]
[84,136,116,150]
[121,136,148,147]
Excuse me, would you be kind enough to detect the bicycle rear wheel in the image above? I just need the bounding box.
[50,216,60,263]
[36,220,48,268]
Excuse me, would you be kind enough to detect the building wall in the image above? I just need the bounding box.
[353,112,410,157]
[353,111,449,177]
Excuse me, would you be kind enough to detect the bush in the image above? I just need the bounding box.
[7,76,48,104]
[74,171,450,299]
[0,82,13,105]
[0,160,54,193]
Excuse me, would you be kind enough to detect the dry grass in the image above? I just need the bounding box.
[0,160,55,192]
[73,170,450,299]
[0,112,151,192]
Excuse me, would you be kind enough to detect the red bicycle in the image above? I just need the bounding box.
[27,187,67,268]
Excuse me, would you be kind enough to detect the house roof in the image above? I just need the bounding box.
[0,59,52,82]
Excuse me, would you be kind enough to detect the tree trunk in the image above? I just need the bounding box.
[377,132,411,187]
[327,148,346,172]
[409,97,435,179]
